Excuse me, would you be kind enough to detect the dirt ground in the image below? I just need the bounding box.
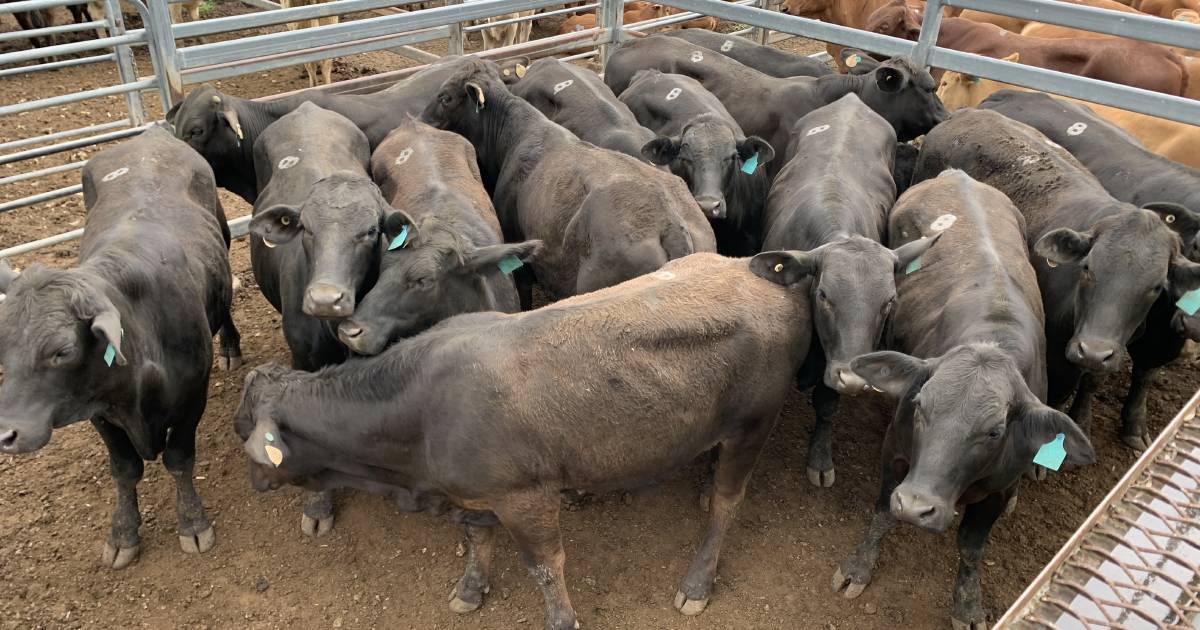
[2,6,1198,630]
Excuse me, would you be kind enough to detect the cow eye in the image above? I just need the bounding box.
[49,345,75,366]
[188,127,203,137]
[365,227,378,239]
[410,277,434,291]
[986,426,1004,440]
[439,94,453,105]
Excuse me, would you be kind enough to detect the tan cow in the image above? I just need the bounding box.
[477,10,536,49]
[957,0,1142,34]
[1132,0,1200,18]
[279,0,338,86]
[936,55,1200,169]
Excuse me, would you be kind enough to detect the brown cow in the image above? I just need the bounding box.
[780,0,927,69]
[957,0,1142,34]
[1134,0,1200,18]
[868,0,1188,96]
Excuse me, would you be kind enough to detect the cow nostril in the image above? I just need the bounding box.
[0,429,16,449]
[918,504,936,520]
[341,324,363,339]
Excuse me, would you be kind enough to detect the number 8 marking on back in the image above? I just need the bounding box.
[666,88,682,101]
[690,50,704,62]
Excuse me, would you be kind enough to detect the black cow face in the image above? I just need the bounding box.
[641,117,774,221]
[1036,204,1200,373]
[852,345,1095,532]
[752,234,938,394]
[0,266,126,454]
[165,84,245,160]
[338,216,541,356]
[250,172,403,319]
[421,60,502,135]
[859,57,949,142]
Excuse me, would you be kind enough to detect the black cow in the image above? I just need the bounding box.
[508,57,657,161]
[755,94,934,488]
[913,109,1200,449]
[618,69,774,255]
[234,253,813,630]
[421,58,716,304]
[834,169,1094,630]
[166,56,485,204]
[246,102,390,536]
[664,29,833,78]
[0,126,241,569]
[604,34,948,179]
[337,117,541,355]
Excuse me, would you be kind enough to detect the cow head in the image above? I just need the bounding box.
[752,234,938,394]
[641,114,774,221]
[338,215,541,356]
[234,364,308,491]
[852,344,1095,532]
[1036,203,1200,373]
[250,172,401,319]
[865,0,922,40]
[936,54,1019,110]
[0,266,127,454]
[857,57,949,142]
[422,59,506,139]
[165,84,245,160]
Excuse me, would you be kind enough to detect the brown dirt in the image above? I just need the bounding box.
[2,9,1198,630]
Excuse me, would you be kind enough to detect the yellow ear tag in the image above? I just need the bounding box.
[774,263,784,273]
[265,445,284,467]
[516,64,527,78]
[846,54,860,68]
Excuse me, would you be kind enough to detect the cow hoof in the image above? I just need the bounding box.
[180,526,215,554]
[218,354,244,371]
[232,275,243,295]
[447,587,482,614]
[101,541,140,570]
[1025,465,1047,482]
[807,466,835,488]
[1121,434,1151,452]
[301,513,334,538]
[698,490,711,513]
[1004,494,1018,515]
[951,616,988,630]
[673,590,709,616]
[831,566,868,599]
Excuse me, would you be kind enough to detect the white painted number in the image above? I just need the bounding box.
[277,156,300,170]
[553,79,574,94]
[394,148,414,165]
[720,40,734,52]
[806,124,830,136]
[101,167,129,182]
[666,88,682,101]
[930,213,957,232]
[690,50,704,62]
[1067,122,1087,136]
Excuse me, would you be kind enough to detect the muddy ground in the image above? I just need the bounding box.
[2,5,1197,630]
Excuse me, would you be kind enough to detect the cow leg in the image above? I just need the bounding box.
[218,306,243,371]
[162,409,215,555]
[832,456,902,599]
[807,383,838,488]
[449,520,497,613]
[92,417,145,570]
[301,489,335,537]
[495,492,577,630]
[304,61,319,88]
[321,58,333,85]
[1067,372,1099,438]
[1118,362,1156,451]
[675,419,773,616]
[950,491,1007,630]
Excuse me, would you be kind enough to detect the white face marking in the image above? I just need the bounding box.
[394,148,414,165]
[653,270,676,280]
[720,40,734,52]
[690,50,704,62]
[930,213,957,232]
[806,124,830,136]
[1067,122,1087,136]
[666,87,682,101]
[553,79,574,94]
[277,155,300,170]
[101,167,129,182]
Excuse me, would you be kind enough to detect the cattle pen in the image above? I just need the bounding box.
[3,0,1200,627]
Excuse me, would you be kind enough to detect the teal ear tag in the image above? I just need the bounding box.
[497,255,523,275]
[741,152,759,175]
[388,225,409,251]
[904,257,922,275]
[1033,433,1067,471]
[1176,288,1200,316]
[103,343,116,367]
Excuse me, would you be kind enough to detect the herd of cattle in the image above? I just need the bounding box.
[3,16,1200,630]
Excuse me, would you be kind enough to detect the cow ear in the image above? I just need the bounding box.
[464,81,486,110]
[1011,400,1095,467]
[1144,202,1200,244]
[641,136,680,165]
[849,351,931,398]
[90,300,127,367]
[165,100,182,125]
[1170,256,1200,293]
[875,65,907,93]
[250,204,303,246]
[737,136,775,167]
[382,208,419,248]
[749,249,820,286]
[463,239,542,273]
[1034,227,1093,265]
[246,414,288,469]
[843,48,878,74]
[892,232,940,274]
[219,106,244,143]
[0,259,18,298]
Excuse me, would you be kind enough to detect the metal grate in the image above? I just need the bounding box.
[997,390,1200,629]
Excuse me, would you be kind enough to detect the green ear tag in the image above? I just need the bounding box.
[905,257,922,275]
[497,255,523,275]
[1176,288,1200,316]
[103,343,116,367]
[265,432,275,442]
[741,152,759,175]
[1033,433,1067,471]
[388,225,409,251]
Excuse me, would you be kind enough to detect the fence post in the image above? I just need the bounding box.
[754,0,772,45]
[912,0,943,68]
[447,0,464,55]
[104,0,147,126]
[597,0,623,67]
[140,0,183,109]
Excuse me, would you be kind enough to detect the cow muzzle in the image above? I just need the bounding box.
[890,485,954,532]
[303,282,355,319]
[1067,337,1122,373]
[0,418,53,454]
[695,195,726,220]
[337,320,388,356]
[829,366,871,395]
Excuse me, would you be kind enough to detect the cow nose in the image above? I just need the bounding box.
[1071,339,1119,372]
[835,369,870,395]
[304,283,353,318]
[695,196,725,219]
[339,322,363,340]
[891,488,942,529]
[0,428,16,451]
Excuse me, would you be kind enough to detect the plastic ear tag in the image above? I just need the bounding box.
[741,152,759,175]
[497,255,523,275]
[1033,433,1067,471]
[388,225,409,251]
[905,257,922,275]
[264,445,284,467]
[846,54,861,68]
[104,343,117,367]
[1177,288,1200,316]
